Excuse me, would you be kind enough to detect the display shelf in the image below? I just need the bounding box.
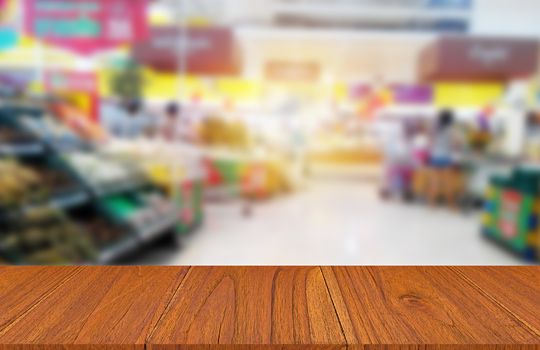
[0,188,91,220]
[0,104,181,265]
[103,140,206,237]
[0,143,45,157]
[481,167,540,261]
[96,236,139,264]
[45,139,90,154]
[482,228,538,262]
[90,177,149,198]
[50,190,91,210]
[134,212,177,243]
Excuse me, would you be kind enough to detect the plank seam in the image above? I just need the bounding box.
[145,266,194,344]
[0,267,83,337]
[451,267,540,338]
[319,266,349,346]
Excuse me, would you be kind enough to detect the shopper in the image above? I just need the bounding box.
[160,102,181,141]
[427,109,464,208]
[410,120,430,200]
[103,99,155,139]
[380,123,412,199]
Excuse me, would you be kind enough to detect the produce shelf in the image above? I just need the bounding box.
[96,237,139,264]
[0,143,45,157]
[0,104,183,265]
[90,177,148,198]
[135,213,178,243]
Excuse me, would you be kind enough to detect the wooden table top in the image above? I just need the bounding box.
[0,267,538,349]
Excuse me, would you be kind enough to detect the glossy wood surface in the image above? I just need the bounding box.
[0,267,537,350]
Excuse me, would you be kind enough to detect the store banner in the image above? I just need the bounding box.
[132,26,241,76]
[23,0,148,54]
[391,84,433,104]
[420,37,539,82]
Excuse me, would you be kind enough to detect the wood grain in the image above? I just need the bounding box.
[453,267,540,336]
[147,267,346,350]
[0,267,81,332]
[321,266,540,347]
[0,267,539,350]
[0,267,190,349]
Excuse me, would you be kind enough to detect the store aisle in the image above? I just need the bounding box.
[138,180,522,265]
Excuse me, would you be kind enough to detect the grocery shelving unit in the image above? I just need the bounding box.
[103,140,206,236]
[0,103,179,264]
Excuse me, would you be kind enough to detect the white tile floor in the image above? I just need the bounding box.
[139,180,523,265]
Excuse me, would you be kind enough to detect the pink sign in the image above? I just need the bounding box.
[132,27,241,76]
[24,0,148,54]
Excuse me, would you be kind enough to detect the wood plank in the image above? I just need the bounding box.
[453,267,540,336]
[147,267,346,350]
[321,266,540,348]
[0,267,190,349]
[0,267,539,350]
[0,267,81,332]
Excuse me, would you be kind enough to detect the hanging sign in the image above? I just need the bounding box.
[23,0,148,54]
[132,26,241,76]
[420,37,539,82]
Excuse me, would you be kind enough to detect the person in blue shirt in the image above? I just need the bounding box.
[102,99,155,139]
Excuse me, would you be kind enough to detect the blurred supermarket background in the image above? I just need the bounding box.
[1,0,540,265]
